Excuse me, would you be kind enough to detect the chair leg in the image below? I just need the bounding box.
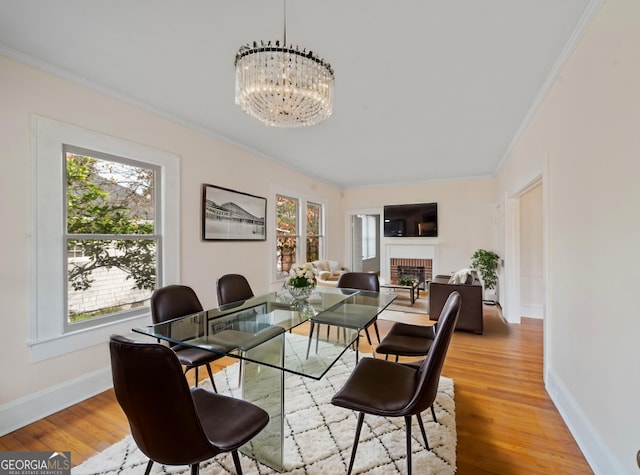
[363,327,373,346]
[190,462,200,475]
[430,404,437,423]
[417,413,430,450]
[231,450,243,475]
[373,320,381,343]
[144,460,153,475]
[347,412,365,475]
[405,415,413,475]
[205,363,217,393]
[315,323,322,352]
[355,336,360,364]
[194,366,199,387]
[306,321,315,358]
[237,356,245,389]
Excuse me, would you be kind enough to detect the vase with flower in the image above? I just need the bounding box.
[286,263,317,301]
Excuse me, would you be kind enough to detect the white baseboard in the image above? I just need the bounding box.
[520,304,543,319]
[0,366,113,436]
[546,368,625,475]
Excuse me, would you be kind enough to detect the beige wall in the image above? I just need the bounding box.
[496,0,639,472]
[343,178,498,276]
[0,55,344,411]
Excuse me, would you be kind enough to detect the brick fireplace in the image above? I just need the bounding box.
[389,258,433,284]
[384,241,437,286]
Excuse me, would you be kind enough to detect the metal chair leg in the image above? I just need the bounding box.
[190,462,199,475]
[373,320,381,343]
[231,450,243,475]
[364,327,373,346]
[363,328,376,358]
[144,460,153,475]
[347,412,365,475]
[205,363,217,393]
[430,404,437,423]
[417,413,430,450]
[186,366,200,387]
[237,354,246,389]
[405,415,413,475]
[306,321,315,358]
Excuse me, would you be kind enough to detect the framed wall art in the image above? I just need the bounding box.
[202,184,267,241]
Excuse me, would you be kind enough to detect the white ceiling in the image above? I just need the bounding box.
[0,0,596,188]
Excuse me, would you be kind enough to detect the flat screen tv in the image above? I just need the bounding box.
[383,202,438,237]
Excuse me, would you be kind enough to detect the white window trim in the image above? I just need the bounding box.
[30,116,180,361]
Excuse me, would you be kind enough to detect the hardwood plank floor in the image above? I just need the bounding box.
[0,305,592,474]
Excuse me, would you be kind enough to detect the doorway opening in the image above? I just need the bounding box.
[350,213,380,274]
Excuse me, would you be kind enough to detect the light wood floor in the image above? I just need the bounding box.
[0,306,593,474]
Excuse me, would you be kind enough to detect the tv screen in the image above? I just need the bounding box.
[383,203,438,237]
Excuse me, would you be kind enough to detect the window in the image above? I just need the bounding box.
[31,117,179,361]
[275,193,324,278]
[276,195,298,276]
[306,201,323,262]
[64,146,159,330]
[361,214,377,259]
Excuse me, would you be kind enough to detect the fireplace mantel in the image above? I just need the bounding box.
[383,238,438,283]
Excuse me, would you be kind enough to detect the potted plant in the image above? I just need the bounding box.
[470,249,500,304]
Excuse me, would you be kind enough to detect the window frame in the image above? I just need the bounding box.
[275,194,300,279]
[305,200,324,263]
[63,144,162,332]
[31,116,180,361]
[360,214,377,260]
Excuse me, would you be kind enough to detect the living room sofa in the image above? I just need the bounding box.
[429,274,483,334]
[310,260,348,286]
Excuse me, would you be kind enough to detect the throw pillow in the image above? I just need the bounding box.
[448,268,474,284]
[328,260,340,272]
[316,260,330,272]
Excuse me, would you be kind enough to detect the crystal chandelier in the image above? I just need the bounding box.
[234,1,334,127]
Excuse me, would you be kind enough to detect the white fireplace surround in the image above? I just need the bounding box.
[383,238,438,283]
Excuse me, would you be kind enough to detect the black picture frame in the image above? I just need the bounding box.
[202,184,267,241]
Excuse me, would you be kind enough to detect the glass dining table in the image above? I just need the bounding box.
[133,285,397,471]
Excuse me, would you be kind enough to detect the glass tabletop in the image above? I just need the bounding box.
[133,285,397,380]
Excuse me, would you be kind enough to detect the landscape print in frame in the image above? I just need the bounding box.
[202,184,266,241]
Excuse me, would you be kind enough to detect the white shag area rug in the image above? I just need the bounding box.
[73,354,456,475]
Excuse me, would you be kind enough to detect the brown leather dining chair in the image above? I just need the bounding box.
[216,273,254,307]
[375,320,436,362]
[306,272,383,362]
[331,291,461,475]
[337,272,382,344]
[151,284,237,391]
[215,273,258,387]
[109,335,269,475]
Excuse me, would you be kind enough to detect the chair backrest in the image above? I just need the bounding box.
[150,284,203,325]
[216,274,254,306]
[336,272,380,292]
[109,335,219,465]
[407,291,461,415]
